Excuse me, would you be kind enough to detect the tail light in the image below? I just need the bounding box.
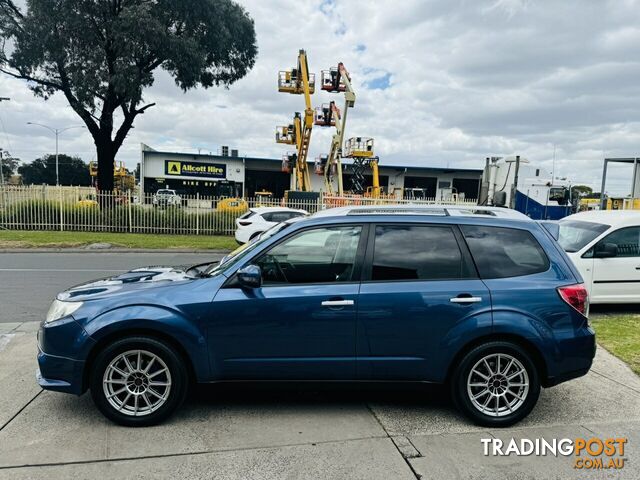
[238,221,253,226]
[557,284,589,317]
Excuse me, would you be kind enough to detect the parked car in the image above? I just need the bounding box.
[152,189,181,208]
[37,205,594,427]
[558,210,640,303]
[234,207,307,244]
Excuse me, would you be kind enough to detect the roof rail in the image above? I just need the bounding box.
[313,204,532,220]
[346,207,448,216]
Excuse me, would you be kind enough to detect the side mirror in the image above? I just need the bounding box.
[236,265,262,289]
[594,242,618,258]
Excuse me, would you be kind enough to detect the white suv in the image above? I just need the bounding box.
[558,210,640,303]
[235,207,307,244]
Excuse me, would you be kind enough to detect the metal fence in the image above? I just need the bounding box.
[0,186,478,236]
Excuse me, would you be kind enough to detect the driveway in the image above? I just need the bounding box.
[0,252,639,479]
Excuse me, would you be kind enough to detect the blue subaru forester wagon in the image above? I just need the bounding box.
[37,205,595,427]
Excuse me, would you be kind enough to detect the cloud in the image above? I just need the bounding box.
[1,0,639,195]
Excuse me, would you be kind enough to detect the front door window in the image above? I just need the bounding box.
[255,225,362,284]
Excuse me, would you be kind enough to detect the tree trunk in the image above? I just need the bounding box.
[96,138,115,192]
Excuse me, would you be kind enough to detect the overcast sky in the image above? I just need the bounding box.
[1,0,640,194]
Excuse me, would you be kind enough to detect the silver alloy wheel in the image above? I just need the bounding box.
[102,349,172,417]
[466,353,529,417]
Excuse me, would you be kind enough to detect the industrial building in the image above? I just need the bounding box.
[139,144,482,200]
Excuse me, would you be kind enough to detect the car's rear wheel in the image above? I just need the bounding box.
[451,341,540,427]
[90,336,188,427]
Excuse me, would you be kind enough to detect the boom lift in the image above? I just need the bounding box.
[89,161,135,192]
[276,50,315,192]
[344,137,381,198]
[315,63,356,195]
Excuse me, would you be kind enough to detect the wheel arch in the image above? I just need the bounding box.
[82,327,199,394]
[445,333,548,386]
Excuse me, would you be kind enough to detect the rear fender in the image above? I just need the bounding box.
[432,311,494,383]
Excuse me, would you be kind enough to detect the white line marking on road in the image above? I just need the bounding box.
[0,334,15,353]
[0,268,125,272]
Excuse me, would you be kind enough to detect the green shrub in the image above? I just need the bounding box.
[0,200,243,235]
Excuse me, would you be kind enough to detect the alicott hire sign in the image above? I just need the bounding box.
[165,160,226,179]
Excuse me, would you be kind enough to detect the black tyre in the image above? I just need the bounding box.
[451,341,540,427]
[90,336,189,427]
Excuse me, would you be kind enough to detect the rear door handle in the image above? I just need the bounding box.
[450,296,483,304]
[321,300,355,307]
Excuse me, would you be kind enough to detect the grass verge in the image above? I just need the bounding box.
[0,230,236,251]
[591,313,640,375]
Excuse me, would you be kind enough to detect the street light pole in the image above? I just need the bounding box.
[56,133,59,187]
[0,98,10,188]
[26,122,85,185]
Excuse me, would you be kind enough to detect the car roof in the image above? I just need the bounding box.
[311,204,532,220]
[250,206,307,214]
[561,210,640,228]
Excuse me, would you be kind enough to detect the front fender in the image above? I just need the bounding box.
[82,304,209,381]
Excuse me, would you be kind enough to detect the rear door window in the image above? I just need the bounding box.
[461,225,550,279]
[269,212,300,223]
[370,225,474,281]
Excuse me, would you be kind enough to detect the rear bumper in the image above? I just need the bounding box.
[543,325,596,388]
[544,367,592,387]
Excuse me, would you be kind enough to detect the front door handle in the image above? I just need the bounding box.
[321,300,355,307]
[450,296,482,304]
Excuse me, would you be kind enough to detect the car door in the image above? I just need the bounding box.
[590,226,640,302]
[357,223,491,381]
[208,224,366,380]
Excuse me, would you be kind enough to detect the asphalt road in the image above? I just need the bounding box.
[0,252,223,324]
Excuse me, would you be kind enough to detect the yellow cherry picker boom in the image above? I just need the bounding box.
[275,50,315,193]
[313,62,356,195]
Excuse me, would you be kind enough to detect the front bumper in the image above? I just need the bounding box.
[37,347,86,395]
[36,316,94,395]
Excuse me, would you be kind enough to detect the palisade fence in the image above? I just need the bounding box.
[0,186,477,236]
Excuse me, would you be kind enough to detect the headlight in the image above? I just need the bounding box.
[45,299,83,323]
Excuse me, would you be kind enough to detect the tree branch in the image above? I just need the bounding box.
[0,0,23,21]
[0,66,63,90]
[136,102,156,114]
[56,64,100,137]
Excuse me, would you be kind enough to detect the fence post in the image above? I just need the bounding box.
[196,192,200,235]
[128,191,132,233]
[58,185,63,231]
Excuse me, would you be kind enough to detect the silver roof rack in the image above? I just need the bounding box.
[346,207,447,216]
[313,204,531,220]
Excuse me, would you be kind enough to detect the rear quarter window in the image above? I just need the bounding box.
[461,225,550,279]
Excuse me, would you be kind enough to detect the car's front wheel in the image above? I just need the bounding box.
[451,341,540,427]
[89,336,188,427]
